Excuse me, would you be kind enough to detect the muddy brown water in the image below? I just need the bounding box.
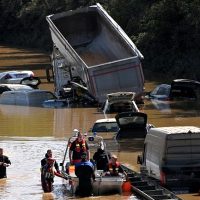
[0,45,200,200]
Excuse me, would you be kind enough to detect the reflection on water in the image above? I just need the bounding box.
[1,98,200,200]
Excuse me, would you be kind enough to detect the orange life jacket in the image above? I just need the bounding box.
[75,139,86,152]
[108,161,120,175]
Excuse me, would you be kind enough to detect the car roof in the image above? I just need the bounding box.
[172,79,200,85]
[2,89,54,95]
[0,84,33,90]
[0,70,33,74]
[95,118,116,123]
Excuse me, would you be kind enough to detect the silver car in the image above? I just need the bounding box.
[0,70,34,84]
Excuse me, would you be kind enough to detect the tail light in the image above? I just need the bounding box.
[160,171,166,186]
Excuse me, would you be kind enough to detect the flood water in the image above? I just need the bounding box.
[1,99,200,200]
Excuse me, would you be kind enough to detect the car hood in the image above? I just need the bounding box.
[115,112,147,129]
[107,92,135,103]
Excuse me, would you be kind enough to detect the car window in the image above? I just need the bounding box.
[92,122,119,132]
[45,92,57,100]
[156,87,169,95]
[118,116,145,126]
[14,73,29,78]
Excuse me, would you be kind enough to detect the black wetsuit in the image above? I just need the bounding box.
[0,155,11,178]
[93,148,111,171]
[75,160,95,197]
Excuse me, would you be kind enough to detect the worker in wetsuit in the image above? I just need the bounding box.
[93,147,111,171]
[41,149,61,192]
[41,149,60,173]
[0,148,11,179]
[75,152,95,197]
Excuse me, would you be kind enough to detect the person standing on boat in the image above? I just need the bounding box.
[93,146,111,171]
[105,154,124,176]
[0,148,11,179]
[69,132,90,164]
[75,151,95,197]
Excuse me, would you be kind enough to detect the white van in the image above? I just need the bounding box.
[137,126,200,189]
[0,90,57,107]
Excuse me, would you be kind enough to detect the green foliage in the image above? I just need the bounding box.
[0,0,200,78]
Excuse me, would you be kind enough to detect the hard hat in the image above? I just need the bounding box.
[72,129,80,137]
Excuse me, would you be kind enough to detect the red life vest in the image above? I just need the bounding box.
[108,161,120,175]
[75,139,86,152]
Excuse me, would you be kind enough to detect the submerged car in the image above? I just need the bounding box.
[0,70,34,84]
[90,118,119,139]
[148,79,200,100]
[102,92,139,114]
[115,111,154,140]
[148,84,171,100]
[0,90,62,107]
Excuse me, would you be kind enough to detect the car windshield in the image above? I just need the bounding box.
[92,122,119,132]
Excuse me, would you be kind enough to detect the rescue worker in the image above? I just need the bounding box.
[69,132,90,164]
[41,157,64,192]
[41,150,62,192]
[75,152,95,197]
[41,149,60,173]
[93,147,111,171]
[0,148,11,179]
[105,154,124,176]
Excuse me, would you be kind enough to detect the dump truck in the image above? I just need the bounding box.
[46,3,144,103]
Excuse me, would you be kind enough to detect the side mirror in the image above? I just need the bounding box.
[137,155,143,164]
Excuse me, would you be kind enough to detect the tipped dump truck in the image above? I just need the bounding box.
[46,3,144,103]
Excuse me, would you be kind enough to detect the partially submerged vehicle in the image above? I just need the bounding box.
[148,79,200,100]
[148,84,171,100]
[137,126,200,191]
[102,92,139,114]
[0,77,41,95]
[169,79,200,100]
[0,70,34,84]
[60,135,127,196]
[0,89,67,107]
[0,84,34,94]
[89,118,119,139]
[58,79,98,106]
[115,112,154,140]
[46,3,144,104]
